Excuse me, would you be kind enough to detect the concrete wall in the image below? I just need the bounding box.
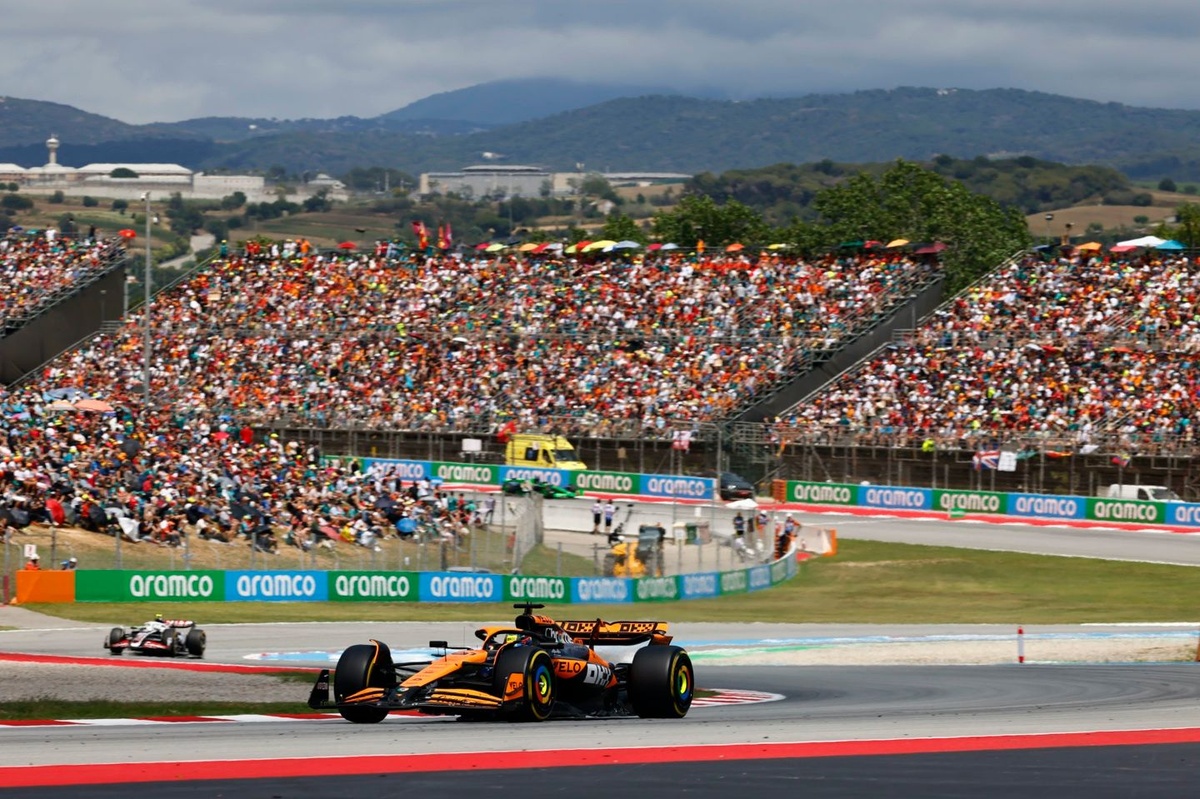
[1,266,127,385]
[734,275,947,423]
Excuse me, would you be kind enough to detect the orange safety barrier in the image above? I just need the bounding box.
[14,570,76,604]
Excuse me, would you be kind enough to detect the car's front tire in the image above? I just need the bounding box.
[334,641,395,724]
[628,645,693,718]
[106,627,124,655]
[185,627,206,658]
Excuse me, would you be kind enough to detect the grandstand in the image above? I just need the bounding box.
[5,234,1200,573]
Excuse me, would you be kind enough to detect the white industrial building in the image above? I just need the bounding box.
[0,135,346,203]
[419,164,691,198]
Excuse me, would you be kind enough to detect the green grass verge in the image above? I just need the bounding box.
[23,539,1200,625]
[0,700,307,721]
[0,689,721,721]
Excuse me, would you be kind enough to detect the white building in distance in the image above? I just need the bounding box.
[419,164,691,199]
[0,135,346,203]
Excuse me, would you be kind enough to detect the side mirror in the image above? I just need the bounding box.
[429,640,449,649]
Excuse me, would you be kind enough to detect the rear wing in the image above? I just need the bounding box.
[559,619,673,647]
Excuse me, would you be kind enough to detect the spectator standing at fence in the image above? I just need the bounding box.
[60,557,77,570]
[602,499,616,534]
[591,498,603,534]
[24,554,40,570]
[733,511,746,540]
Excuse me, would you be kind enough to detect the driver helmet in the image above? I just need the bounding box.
[154,614,164,622]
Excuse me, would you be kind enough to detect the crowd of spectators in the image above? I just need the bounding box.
[0,231,121,330]
[771,251,1200,452]
[0,240,939,553]
[0,398,490,555]
[28,247,936,436]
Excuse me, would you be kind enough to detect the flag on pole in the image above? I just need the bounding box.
[1111,451,1132,468]
[972,450,1000,470]
[671,430,692,451]
[696,239,705,255]
[412,220,428,250]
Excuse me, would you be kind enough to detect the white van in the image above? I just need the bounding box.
[1105,484,1182,502]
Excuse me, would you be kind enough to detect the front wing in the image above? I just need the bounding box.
[308,669,508,716]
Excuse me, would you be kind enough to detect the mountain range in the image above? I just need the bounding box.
[3,81,1200,181]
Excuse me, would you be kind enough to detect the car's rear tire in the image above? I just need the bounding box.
[494,646,555,721]
[334,642,394,724]
[185,627,206,658]
[628,645,693,718]
[106,627,124,654]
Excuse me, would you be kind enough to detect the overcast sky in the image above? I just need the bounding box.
[4,0,1199,123]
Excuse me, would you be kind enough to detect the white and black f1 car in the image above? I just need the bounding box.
[105,616,207,658]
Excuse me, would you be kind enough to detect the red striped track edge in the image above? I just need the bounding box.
[4,727,1200,787]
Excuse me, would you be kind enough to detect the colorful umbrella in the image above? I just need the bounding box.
[119,229,137,240]
[646,243,663,251]
[1156,240,1186,251]
[1075,242,1103,252]
[766,243,790,250]
[612,240,642,249]
[337,241,357,250]
[583,240,616,252]
[886,239,909,248]
[518,242,540,252]
[74,399,114,413]
[486,242,506,252]
[913,241,948,254]
[474,242,491,251]
[725,243,744,252]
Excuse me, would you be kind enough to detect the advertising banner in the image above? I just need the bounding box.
[499,466,573,487]
[418,571,503,602]
[573,470,641,497]
[432,461,499,486]
[1164,502,1200,527]
[360,458,433,482]
[226,571,327,602]
[328,571,418,602]
[785,481,858,506]
[933,489,1006,516]
[638,474,715,502]
[75,570,225,602]
[1006,493,1087,520]
[570,577,633,604]
[1086,498,1166,525]
[678,572,721,600]
[633,575,681,602]
[747,565,772,592]
[718,569,749,594]
[770,558,792,584]
[505,575,570,603]
[858,485,932,511]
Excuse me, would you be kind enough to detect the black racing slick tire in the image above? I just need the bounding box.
[628,645,693,719]
[334,641,395,724]
[185,627,206,658]
[107,627,124,655]
[494,646,555,721]
[160,629,177,658]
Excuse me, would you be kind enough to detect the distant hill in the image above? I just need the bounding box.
[0,95,192,148]
[378,77,692,126]
[192,87,1200,180]
[7,86,1200,182]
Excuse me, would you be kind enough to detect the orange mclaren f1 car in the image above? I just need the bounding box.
[308,603,694,722]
